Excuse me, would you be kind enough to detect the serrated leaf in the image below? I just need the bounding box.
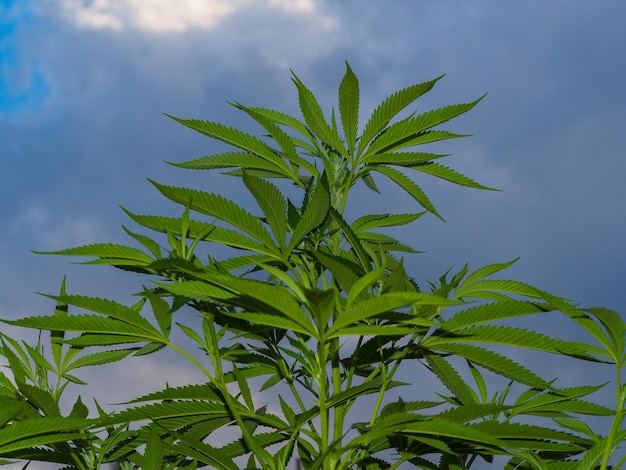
[150,181,279,254]
[34,243,153,265]
[456,279,544,300]
[243,172,288,249]
[424,353,478,405]
[371,166,442,220]
[287,181,330,251]
[169,151,288,175]
[360,150,448,166]
[436,344,554,390]
[358,76,442,158]
[292,72,346,156]
[412,162,496,190]
[442,301,550,330]
[63,349,135,372]
[165,115,292,174]
[352,213,424,233]
[338,62,359,156]
[364,96,485,156]
[331,292,457,333]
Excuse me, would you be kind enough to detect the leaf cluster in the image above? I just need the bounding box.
[0,63,623,469]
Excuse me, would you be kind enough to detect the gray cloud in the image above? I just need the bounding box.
[1,2,625,467]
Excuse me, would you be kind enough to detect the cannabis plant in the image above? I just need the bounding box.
[1,63,624,469]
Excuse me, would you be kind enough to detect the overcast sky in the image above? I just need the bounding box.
[1,0,626,467]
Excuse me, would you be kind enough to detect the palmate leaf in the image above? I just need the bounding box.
[169,151,291,176]
[0,417,92,454]
[232,106,313,147]
[4,314,162,343]
[412,162,496,190]
[437,403,511,423]
[292,72,346,156]
[287,180,330,252]
[435,344,555,390]
[242,172,288,249]
[461,257,521,286]
[164,115,293,176]
[234,105,321,179]
[586,307,626,356]
[370,166,442,219]
[352,212,425,233]
[455,279,545,300]
[442,301,552,330]
[338,62,359,156]
[424,325,598,360]
[330,291,458,333]
[309,249,362,293]
[364,96,485,157]
[48,295,156,332]
[357,75,442,159]
[349,414,506,453]
[328,207,371,269]
[160,430,239,470]
[157,275,317,337]
[359,150,448,166]
[150,181,279,254]
[62,349,136,372]
[470,422,589,451]
[33,243,154,265]
[424,353,478,405]
[357,232,419,253]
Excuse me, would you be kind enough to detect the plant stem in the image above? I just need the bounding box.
[599,361,624,469]
[317,338,330,470]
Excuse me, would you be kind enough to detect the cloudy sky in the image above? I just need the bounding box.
[1,0,626,466]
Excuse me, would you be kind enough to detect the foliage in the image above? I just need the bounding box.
[1,63,624,469]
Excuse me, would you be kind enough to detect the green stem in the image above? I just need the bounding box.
[599,362,624,469]
[317,339,330,470]
[331,337,343,445]
[168,334,270,468]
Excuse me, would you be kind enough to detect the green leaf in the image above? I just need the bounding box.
[243,172,288,249]
[436,344,554,390]
[165,115,292,175]
[69,396,89,419]
[359,150,448,166]
[371,166,442,220]
[455,279,544,300]
[5,315,161,343]
[287,181,330,252]
[292,72,346,156]
[170,151,288,176]
[63,349,135,372]
[122,226,163,259]
[424,353,478,405]
[412,162,496,190]
[346,264,387,306]
[358,76,442,158]
[425,325,597,360]
[34,243,153,265]
[364,95,485,156]
[234,103,321,180]
[0,417,92,454]
[338,62,359,156]
[442,301,550,330]
[143,427,164,470]
[150,181,279,254]
[330,292,457,333]
[352,213,424,233]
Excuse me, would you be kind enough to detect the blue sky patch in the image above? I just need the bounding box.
[0,0,50,114]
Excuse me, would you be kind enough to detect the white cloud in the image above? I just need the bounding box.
[53,0,336,33]
[58,0,125,30]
